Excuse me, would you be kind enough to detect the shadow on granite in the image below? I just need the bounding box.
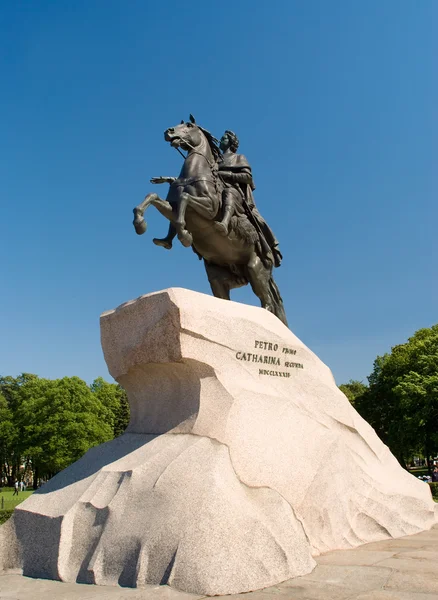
[1,523,437,599]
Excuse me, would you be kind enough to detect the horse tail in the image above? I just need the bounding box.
[268,276,288,327]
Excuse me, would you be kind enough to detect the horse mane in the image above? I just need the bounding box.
[197,125,221,162]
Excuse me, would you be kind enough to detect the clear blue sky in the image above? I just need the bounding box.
[1,1,437,386]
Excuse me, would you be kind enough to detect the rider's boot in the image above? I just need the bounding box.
[153,224,177,250]
[215,206,233,236]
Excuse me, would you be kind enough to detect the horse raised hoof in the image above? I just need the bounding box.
[153,237,172,250]
[178,230,193,248]
[133,208,147,235]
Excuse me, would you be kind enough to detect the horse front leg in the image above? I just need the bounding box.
[133,193,173,235]
[133,193,158,235]
[173,192,193,247]
[174,191,219,248]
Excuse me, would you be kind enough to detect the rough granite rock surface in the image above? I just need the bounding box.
[1,288,436,596]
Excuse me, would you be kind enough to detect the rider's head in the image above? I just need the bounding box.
[221,130,239,153]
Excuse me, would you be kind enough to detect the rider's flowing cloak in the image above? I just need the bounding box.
[219,152,282,267]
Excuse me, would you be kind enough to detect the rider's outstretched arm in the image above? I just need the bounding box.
[150,176,176,184]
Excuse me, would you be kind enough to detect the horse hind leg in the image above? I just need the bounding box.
[267,276,288,327]
[246,253,273,310]
[204,262,231,300]
[246,252,288,326]
[204,262,247,300]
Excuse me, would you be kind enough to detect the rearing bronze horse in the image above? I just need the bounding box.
[133,118,288,326]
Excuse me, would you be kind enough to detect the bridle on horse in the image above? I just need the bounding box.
[173,135,217,170]
[171,134,222,191]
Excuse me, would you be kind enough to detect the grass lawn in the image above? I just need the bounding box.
[0,489,33,511]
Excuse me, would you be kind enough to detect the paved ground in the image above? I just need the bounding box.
[1,524,437,599]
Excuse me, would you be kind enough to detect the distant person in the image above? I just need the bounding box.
[19,481,24,492]
[432,467,438,483]
[13,481,19,496]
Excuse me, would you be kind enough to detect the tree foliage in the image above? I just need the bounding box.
[340,325,438,471]
[339,380,368,407]
[0,374,130,488]
[90,377,130,438]
[0,390,17,487]
[0,374,37,486]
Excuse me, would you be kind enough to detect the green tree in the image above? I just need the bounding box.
[17,376,114,487]
[354,325,438,472]
[113,387,130,437]
[338,380,368,407]
[0,374,38,486]
[0,391,17,486]
[90,377,130,437]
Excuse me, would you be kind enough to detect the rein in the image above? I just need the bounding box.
[172,176,215,187]
[176,138,216,170]
[172,131,220,192]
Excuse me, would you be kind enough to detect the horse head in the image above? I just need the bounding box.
[164,117,204,152]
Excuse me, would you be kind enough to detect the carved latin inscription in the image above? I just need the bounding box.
[235,340,304,377]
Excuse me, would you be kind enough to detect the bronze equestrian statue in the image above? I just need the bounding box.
[133,115,288,326]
